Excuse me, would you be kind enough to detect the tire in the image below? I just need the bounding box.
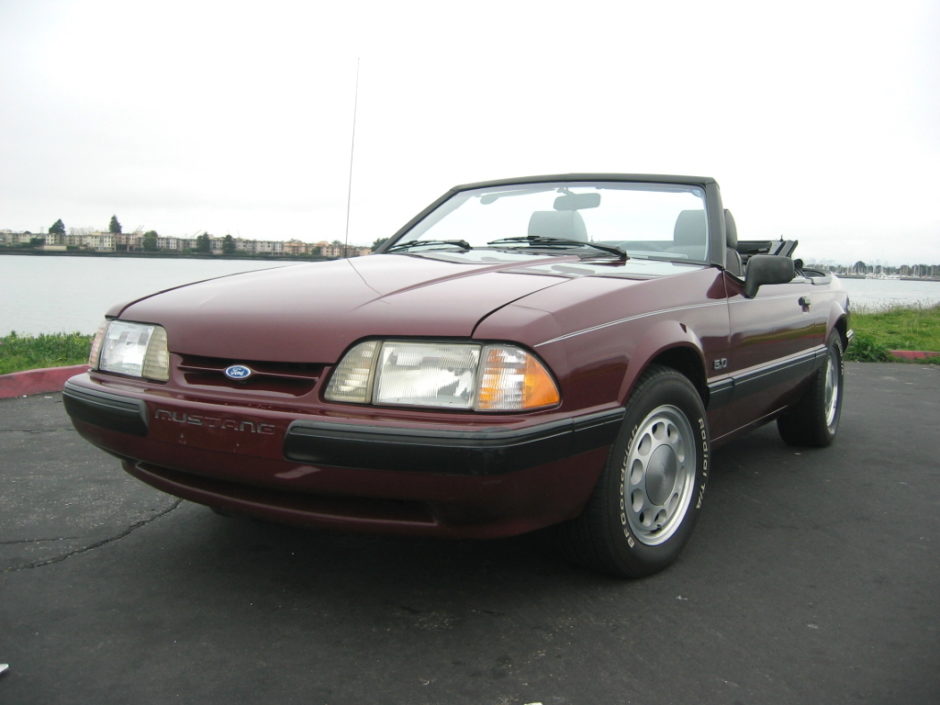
[557,365,709,578]
[777,333,844,447]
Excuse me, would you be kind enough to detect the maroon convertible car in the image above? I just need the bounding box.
[65,174,851,576]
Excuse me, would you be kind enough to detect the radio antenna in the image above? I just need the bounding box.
[343,57,360,259]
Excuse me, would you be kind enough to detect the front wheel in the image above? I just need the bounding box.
[557,366,709,578]
[777,333,844,447]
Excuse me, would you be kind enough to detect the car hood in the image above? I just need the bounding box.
[115,254,572,362]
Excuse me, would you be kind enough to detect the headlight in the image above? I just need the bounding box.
[325,340,560,411]
[375,342,480,408]
[91,320,170,381]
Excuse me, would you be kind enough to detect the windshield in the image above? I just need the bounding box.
[391,181,709,262]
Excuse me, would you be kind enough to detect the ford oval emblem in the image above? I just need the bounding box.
[224,364,253,380]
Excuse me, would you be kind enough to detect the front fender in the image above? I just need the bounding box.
[616,319,709,405]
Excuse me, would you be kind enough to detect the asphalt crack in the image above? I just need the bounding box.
[0,537,82,545]
[4,499,182,572]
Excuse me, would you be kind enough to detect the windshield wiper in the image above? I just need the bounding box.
[386,239,472,252]
[487,235,627,261]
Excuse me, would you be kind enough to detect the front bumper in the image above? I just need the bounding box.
[63,383,149,436]
[63,374,623,537]
[284,411,622,476]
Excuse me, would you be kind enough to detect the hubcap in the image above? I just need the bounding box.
[624,404,696,546]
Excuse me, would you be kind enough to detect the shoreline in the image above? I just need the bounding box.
[838,273,940,282]
[0,248,337,262]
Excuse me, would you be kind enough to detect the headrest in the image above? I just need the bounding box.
[724,209,737,248]
[528,210,588,242]
[673,209,706,246]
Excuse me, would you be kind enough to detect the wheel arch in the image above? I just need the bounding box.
[833,312,850,350]
[649,346,709,403]
[621,343,710,410]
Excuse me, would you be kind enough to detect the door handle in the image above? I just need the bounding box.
[798,296,811,311]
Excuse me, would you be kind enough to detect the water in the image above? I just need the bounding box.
[836,277,940,312]
[1,255,291,336]
[2,254,938,335]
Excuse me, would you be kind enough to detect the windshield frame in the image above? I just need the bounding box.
[376,174,725,266]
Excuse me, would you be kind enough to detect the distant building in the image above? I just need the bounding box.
[316,241,346,258]
[4,232,38,246]
[1,228,374,258]
[284,239,309,256]
[253,240,284,255]
[114,233,142,252]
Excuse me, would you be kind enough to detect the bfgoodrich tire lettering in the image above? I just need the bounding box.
[777,333,844,447]
[557,365,709,577]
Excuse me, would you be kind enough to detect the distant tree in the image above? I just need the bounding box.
[196,232,211,253]
[142,230,159,252]
[109,215,122,235]
[371,238,387,251]
[29,237,45,247]
[852,261,866,275]
[222,234,236,255]
[48,219,66,236]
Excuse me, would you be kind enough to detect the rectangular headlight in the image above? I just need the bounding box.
[97,321,170,381]
[325,340,559,412]
[374,342,481,409]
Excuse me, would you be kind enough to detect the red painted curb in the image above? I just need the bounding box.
[0,364,89,399]
[889,350,940,360]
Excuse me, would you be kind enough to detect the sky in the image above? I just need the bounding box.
[1,0,938,266]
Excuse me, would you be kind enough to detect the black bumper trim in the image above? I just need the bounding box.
[63,379,149,437]
[284,408,625,476]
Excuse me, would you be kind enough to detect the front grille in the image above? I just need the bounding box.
[177,354,324,396]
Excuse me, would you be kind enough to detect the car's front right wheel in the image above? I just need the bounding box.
[557,365,709,577]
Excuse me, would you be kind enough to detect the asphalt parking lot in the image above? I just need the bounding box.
[1,362,938,705]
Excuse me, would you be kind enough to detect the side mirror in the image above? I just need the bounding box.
[744,255,794,298]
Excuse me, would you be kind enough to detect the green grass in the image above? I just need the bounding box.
[0,331,93,375]
[845,304,940,363]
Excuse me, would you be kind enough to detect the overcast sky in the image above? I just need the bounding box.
[2,0,937,265]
